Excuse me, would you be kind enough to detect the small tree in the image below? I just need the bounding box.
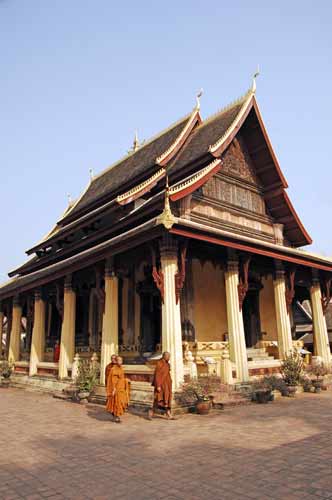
[75,359,98,393]
[280,351,303,386]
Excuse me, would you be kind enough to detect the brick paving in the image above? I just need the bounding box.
[1,388,332,500]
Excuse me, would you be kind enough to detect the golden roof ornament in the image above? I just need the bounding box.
[133,130,140,152]
[196,88,203,110]
[67,193,72,205]
[89,168,94,181]
[251,65,260,94]
[157,170,176,229]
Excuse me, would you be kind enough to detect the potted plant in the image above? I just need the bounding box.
[0,359,13,387]
[179,376,220,414]
[251,375,285,403]
[74,359,98,402]
[301,375,313,393]
[280,351,303,397]
[309,363,329,393]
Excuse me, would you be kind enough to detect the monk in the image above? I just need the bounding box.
[105,354,117,386]
[148,351,173,420]
[106,356,130,423]
[53,341,60,363]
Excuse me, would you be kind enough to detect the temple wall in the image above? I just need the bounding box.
[260,275,278,341]
[192,259,228,341]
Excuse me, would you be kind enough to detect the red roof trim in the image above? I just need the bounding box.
[170,227,331,272]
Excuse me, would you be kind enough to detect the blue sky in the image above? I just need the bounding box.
[1,1,332,282]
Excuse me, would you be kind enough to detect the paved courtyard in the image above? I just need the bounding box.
[1,388,332,500]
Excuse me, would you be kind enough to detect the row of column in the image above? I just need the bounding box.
[225,260,332,382]
[2,250,332,387]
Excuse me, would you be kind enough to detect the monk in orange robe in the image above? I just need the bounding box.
[105,354,117,386]
[149,352,173,419]
[106,356,129,423]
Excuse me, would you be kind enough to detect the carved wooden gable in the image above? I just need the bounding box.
[191,133,277,242]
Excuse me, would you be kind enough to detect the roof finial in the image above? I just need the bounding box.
[89,168,94,181]
[251,65,260,94]
[133,130,140,152]
[67,193,72,205]
[196,88,203,110]
[157,168,176,229]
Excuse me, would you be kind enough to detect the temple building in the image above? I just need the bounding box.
[1,79,332,400]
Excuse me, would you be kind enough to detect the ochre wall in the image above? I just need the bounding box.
[260,275,278,341]
[192,259,228,341]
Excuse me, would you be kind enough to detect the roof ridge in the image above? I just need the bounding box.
[198,87,251,130]
[92,110,193,183]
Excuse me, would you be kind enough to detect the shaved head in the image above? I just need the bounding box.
[162,352,170,361]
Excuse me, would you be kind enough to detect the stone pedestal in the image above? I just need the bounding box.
[8,298,22,363]
[225,261,249,382]
[160,240,184,390]
[220,348,233,385]
[273,269,293,359]
[58,279,76,379]
[310,282,331,366]
[29,292,46,376]
[100,270,118,385]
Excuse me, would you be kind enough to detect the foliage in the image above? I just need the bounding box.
[280,351,303,386]
[307,363,329,380]
[75,359,98,392]
[300,375,312,390]
[179,376,221,403]
[0,359,13,379]
[251,375,286,393]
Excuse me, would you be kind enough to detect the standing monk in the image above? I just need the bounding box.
[105,354,117,386]
[149,352,173,419]
[106,356,129,423]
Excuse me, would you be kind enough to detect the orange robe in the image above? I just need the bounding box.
[106,365,130,417]
[105,362,115,386]
[152,359,172,409]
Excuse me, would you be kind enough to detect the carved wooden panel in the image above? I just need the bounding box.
[222,135,262,186]
[202,177,266,215]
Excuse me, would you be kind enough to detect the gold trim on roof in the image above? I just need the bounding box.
[156,109,199,166]
[116,168,165,205]
[169,158,222,198]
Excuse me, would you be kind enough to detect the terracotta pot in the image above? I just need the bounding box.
[195,401,211,415]
[312,379,323,393]
[287,385,297,397]
[255,390,272,404]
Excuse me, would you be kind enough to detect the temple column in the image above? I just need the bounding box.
[100,262,118,385]
[310,276,331,366]
[224,259,249,382]
[160,238,184,390]
[58,276,76,379]
[8,296,22,363]
[273,264,293,359]
[29,290,46,376]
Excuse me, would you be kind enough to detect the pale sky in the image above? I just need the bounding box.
[1,0,332,282]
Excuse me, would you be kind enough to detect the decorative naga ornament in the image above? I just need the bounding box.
[150,245,164,303]
[175,242,188,304]
[157,171,176,229]
[237,255,251,311]
[251,65,260,94]
[195,88,203,110]
[321,277,331,315]
[285,270,296,314]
